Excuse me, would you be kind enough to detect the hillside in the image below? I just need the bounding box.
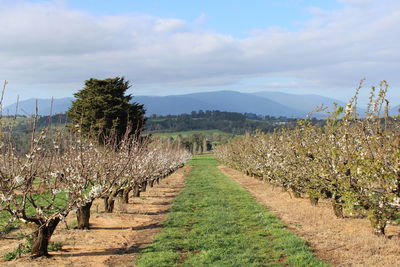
[253,91,347,115]
[4,90,351,118]
[4,97,74,116]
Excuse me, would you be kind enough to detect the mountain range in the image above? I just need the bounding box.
[3,90,383,118]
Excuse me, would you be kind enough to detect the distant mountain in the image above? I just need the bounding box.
[5,91,357,118]
[389,105,400,116]
[181,91,305,117]
[253,91,347,115]
[254,91,372,117]
[4,97,74,116]
[134,95,221,115]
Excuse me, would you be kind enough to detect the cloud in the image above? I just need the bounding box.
[264,81,299,89]
[0,0,400,100]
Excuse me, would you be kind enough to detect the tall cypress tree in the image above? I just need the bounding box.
[68,77,146,142]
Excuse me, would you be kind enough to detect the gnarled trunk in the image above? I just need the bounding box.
[149,179,155,188]
[76,201,92,229]
[132,184,140,197]
[369,210,387,236]
[31,218,60,257]
[309,196,319,206]
[141,181,148,192]
[290,186,301,198]
[104,189,122,213]
[122,188,130,204]
[104,196,115,213]
[332,197,344,218]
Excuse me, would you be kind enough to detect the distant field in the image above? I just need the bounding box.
[149,129,235,138]
[0,116,29,126]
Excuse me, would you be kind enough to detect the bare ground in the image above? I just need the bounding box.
[218,165,400,267]
[0,166,191,267]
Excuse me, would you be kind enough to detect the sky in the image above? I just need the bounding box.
[1,0,400,106]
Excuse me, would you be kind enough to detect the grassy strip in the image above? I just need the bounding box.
[136,154,329,267]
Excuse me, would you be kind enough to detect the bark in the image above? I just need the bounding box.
[369,211,387,236]
[104,196,109,211]
[132,184,140,197]
[149,179,155,188]
[332,199,344,218]
[309,197,319,206]
[104,196,115,213]
[122,188,130,204]
[104,188,122,213]
[141,181,147,192]
[31,218,60,257]
[291,188,301,198]
[76,201,93,229]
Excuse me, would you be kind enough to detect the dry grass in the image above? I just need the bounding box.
[218,165,400,267]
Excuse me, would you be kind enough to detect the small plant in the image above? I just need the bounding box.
[67,219,78,230]
[3,236,32,261]
[48,241,63,252]
[3,236,62,261]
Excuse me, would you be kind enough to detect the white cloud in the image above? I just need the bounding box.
[153,18,185,32]
[0,0,400,103]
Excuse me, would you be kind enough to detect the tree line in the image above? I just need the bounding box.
[145,110,302,134]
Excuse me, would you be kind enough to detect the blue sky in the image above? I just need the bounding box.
[65,0,343,37]
[1,0,400,107]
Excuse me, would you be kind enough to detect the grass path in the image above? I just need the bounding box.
[136,155,329,267]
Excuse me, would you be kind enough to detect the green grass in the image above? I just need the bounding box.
[0,116,29,126]
[135,154,329,267]
[0,191,69,235]
[0,211,19,235]
[3,235,63,261]
[149,129,234,139]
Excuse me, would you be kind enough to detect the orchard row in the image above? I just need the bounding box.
[216,81,400,236]
[0,125,191,257]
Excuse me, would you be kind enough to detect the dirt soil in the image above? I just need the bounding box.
[0,166,191,267]
[218,165,400,267]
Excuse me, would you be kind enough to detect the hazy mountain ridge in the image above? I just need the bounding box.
[4,97,74,116]
[253,91,347,112]
[4,91,357,118]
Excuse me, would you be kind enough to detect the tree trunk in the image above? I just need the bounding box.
[156,178,160,185]
[149,179,155,188]
[332,199,344,218]
[132,184,140,197]
[105,197,115,213]
[122,188,130,204]
[291,188,301,198]
[369,211,387,236]
[104,196,109,211]
[31,218,60,257]
[309,197,319,206]
[141,181,147,192]
[76,201,92,229]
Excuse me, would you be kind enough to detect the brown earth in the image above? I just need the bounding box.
[0,166,191,267]
[218,166,400,266]
[218,165,400,267]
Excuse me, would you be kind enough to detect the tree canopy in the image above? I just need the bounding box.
[68,77,146,141]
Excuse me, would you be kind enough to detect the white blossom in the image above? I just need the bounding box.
[14,175,24,184]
